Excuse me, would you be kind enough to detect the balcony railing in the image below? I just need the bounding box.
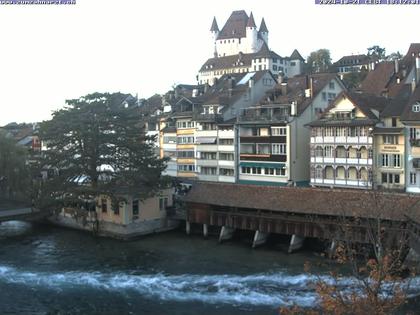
[238,112,289,123]
[192,112,223,123]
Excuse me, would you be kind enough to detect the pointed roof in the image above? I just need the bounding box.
[210,17,219,32]
[290,49,305,62]
[247,12,256,28]
[259,18,268,33]
[218,10,249,40]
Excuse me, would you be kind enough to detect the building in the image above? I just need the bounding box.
[402,85,420,193]
[308,92,397,189]
[333,54,371,75]
[54,189,177,239]
[198,10,304,85]
[374,97,406,190]
[236,73,346,186]
[160,71,277,183]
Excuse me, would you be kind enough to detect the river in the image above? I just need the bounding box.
[0,221,419,315]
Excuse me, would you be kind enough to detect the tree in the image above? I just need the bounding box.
[368,45,386,62]
[37,92,168,211]
[386,51,402,61]
[341,68,368,91]
[307,49,332,73]
[0,131,31,203]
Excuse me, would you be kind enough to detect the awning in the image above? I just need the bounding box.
[196,137,216,144]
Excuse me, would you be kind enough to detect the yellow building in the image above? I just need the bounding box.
[374,112,405,190]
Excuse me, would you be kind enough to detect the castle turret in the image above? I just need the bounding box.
[259,18,268,45]
[246,12,258,53]
[210,17,219,57]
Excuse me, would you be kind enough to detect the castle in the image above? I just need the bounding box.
[198,10,305,85]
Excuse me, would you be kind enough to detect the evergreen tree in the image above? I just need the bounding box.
[37,92,168,211]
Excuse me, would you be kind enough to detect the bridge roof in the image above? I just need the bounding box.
[183,182,420,222]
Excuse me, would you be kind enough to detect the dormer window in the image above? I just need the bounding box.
[412,103,420,113]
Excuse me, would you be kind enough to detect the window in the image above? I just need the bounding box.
[290,61,296,66]
[271,127,286,136]
[159,197,168,211]
[392,154,401,167]
[272,65,278,71]
[315,167,323,179]
[177,136,194,144]
[410,128,417,140]
[272,143,287,155]
[219,139,234,145]
[329,82,335,89]
[324,146,334,157]
[382,173,387,183]
[200,152,217,160]
[101,198,107,213]
[178,165,195,172]
[219,152,234,160]
[381,154,389,167]
[410,172,417,185]
[412,104,420,112]
[392,117,397,127]
[132,200,139,216]
[322,92,327,101]
[176,121,195,129]
[220,168,234,176]
[163,136,177,144]
[328,93,336,100]
[177,151,194,158]
[382,135,398,145]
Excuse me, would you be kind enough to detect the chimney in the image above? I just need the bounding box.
[370,62,375,71]
[394,59,399,74]
[290,101,297,116]
[248,78,254,88]
[412,78,416,94]
[310,77,314,99]
[416,54,420,84]
[192,89,198,97]
[280,82,287,95]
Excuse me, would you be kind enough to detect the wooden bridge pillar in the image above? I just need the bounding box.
[288,234,305,253]
[219,226,235,243]
[203,223,208,238]
[186,221,191,235]
[328,240,337,259]
[252,230,269,248]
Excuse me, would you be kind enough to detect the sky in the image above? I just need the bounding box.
[0,0,419,125]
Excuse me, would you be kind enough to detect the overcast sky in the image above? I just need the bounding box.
[0,0,419,125]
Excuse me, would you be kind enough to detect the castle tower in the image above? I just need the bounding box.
[259,18,268,45]
[210,17,219,58]
[246,12,258,53]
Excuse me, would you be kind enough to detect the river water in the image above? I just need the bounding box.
[0,221,419,315]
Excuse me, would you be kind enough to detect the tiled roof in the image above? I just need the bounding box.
[360,61,395,95]
[259,73,342,115]
[218,10,249,40]
[246,12,256,28]
[182,182,420,221]
[307,118,376,127]
[401,85,420,122]
[289,49,305,62]
[334,54,369,66]
[199,44,283,72]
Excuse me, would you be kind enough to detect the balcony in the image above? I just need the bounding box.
[310,156,372,165]
[310,136,372,144]
[410,139,420,147]
[192,112,223,123]
[238,111,288,123]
